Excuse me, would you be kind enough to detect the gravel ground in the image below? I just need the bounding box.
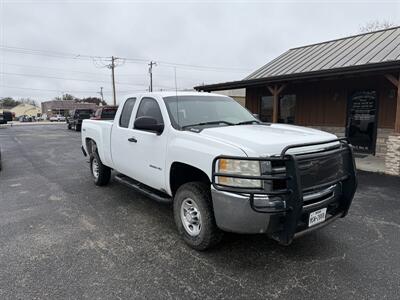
[0,124,399,299]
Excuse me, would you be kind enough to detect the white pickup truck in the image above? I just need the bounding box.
[81,92,357,250]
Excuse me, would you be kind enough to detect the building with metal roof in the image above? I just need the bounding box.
[10,103,41,118]
[195,27,400,175]
[245,26,400,80]
[41,100,97,118]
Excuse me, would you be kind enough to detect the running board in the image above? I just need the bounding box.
[114,174,172,204]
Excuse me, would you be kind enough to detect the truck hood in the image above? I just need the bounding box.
[200,124,338,156]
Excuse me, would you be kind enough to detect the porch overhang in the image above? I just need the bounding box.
[194,61,400,92]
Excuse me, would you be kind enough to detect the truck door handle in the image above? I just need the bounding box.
[128,137,137,143]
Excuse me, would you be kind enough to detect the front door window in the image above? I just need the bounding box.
[347,90,377,153]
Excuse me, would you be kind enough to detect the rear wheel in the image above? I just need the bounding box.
[173,182,222,250]
[67,123,71,130]
[75,124,81,131]
[90,151,111,186]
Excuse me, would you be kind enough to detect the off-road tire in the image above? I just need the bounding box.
[67,123,72,130]
[173,182,223,250]
[90,151,111,186]
[75,124,81,132]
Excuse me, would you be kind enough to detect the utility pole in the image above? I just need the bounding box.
[110,56,117,105]
[148,61,157,92]
[98,86,104,105]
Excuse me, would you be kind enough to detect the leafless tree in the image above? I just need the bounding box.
[359,20,397,33]
[19,98,38,107]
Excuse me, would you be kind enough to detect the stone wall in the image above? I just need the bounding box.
[375,128,395,158]
[385,134,400,176]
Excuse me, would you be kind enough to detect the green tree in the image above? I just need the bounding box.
[0,97,21,108]
[79,97,106,106]
[53,93,77,101]
[62,93,76,101]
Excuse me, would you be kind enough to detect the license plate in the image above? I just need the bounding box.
[308,208,327,227]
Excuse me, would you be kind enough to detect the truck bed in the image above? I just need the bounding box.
[81,119,114,168]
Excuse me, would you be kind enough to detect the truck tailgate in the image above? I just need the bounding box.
[81,119,114,168]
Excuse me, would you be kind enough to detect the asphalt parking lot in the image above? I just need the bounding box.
[0,124,399,299]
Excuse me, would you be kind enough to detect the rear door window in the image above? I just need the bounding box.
[119,98,136,128]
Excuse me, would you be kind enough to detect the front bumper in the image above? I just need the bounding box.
[211,138,357,245]
[211,189,272,234]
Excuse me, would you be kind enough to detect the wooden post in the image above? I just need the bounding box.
[385,73,400,133]
[267,84,286,123]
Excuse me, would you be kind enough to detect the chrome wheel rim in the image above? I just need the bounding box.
[92,158,99,179]
[180,198,202,237]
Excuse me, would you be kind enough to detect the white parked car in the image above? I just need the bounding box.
[81,92,357,250]
[49,114,66,122]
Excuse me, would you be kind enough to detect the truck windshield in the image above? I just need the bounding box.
[163,95,258,129]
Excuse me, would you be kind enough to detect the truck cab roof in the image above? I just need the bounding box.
[119,91,227,102]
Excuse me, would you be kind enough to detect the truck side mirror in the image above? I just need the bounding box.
[134,116,164,135]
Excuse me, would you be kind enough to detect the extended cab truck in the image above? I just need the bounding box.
[81,92,357,250]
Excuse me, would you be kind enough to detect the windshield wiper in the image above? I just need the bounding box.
[235,120,261,125]
[181,120,234,129]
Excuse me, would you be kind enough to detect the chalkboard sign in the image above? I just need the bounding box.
[347,90,377,153]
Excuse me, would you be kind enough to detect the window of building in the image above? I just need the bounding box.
[135,97,163,124]
[260,96,273,122]
[119,98,136,128]
[279,94,296,124]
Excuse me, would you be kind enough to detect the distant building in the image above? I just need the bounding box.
[41,100,97,117]
[182,88,246,107]
[10,103,41,118]
[213,89,246,107]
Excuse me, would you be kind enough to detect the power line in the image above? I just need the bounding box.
[0,85,99,94]
[155,60,251,72]
[0,45,100,61]
[0,84,147,94]
[0,71,149,86]
[2,62,112,77]
[0,44,252,73]
[2,62,233,81]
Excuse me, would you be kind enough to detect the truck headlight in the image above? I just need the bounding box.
[216,159,262,188]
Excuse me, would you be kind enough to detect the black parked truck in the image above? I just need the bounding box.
[67,109,94,131]
[0,111,13,125]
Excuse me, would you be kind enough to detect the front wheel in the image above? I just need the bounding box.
[173,182,223,250]
[90,152,111,186]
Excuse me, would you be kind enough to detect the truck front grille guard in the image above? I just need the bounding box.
[211,138,358,244]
